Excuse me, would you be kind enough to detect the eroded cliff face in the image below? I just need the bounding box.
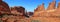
[11,6,25,18]
[33,3,45,17]
[33,0,60,17]
[10,7,24,17]
[0,0,11,15]
[57,2,60,9]
[47,0,56,10]
[36,3,45,11]
[0,1,26,22]
[0,0,60,22]
[32,1,60,22]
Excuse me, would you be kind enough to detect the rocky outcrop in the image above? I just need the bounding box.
[57,2,60,9]
[34,3,45,12]
[47,0,56,10]
[32,0,60,22]
[0,0,10,15]
[11,6,26,18]
[33,3,45,17]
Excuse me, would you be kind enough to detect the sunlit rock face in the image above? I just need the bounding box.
[33,3,45,17]
[33,0,57,17]
[47,1,56,10]
[35,3,45,11]
[57,2,60,10]
[0,0,10,15]
[32,0,60,22]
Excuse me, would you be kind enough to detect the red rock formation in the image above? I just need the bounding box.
[14,6,25,15]
[33,3,45,17]
[34,3,45,12]
[0,1,10,12]
[11,6,25,19]
[57,2,60,9]
[32,0,60,22]
[6,6,26,22]
[0,0,10,15]
[11,7,18,15]
[47,0,56,10]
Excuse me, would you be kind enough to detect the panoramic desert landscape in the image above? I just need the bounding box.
[0,0,60,22]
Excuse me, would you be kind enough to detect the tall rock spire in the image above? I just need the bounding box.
[47,0,56,10]
[33,3,45,17]
[57,2,60,9]
[38,3,45,11]
[34,3,45,12]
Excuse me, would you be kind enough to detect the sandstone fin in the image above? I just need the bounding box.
[47,0,56,10]
[57,2,60,9]
[34,3,45,12]
[33,3,45,17]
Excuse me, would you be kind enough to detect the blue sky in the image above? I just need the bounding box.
[3,0,60,12]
